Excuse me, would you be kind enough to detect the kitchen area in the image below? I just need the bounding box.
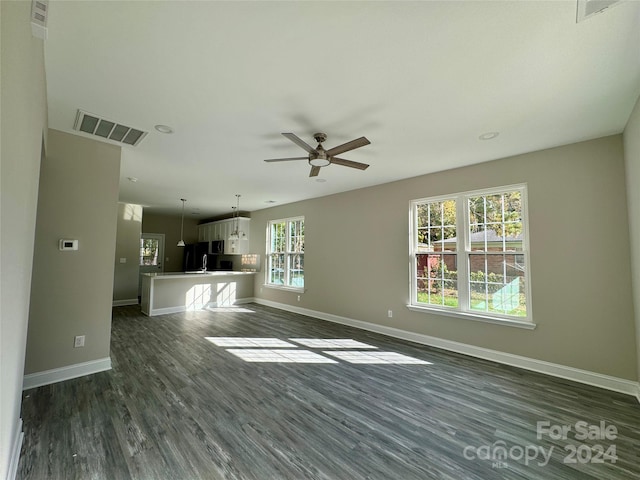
[183,216,252,272]
[140,215,260,316]
[114,204,260,315]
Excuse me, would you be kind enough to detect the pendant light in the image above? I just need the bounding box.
[228,206,238,240]
[177,198,186,247]
[228,194,245,240]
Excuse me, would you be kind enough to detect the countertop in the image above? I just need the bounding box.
[141,271,256,280]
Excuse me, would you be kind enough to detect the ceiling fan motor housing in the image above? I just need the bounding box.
[313,133,327,144]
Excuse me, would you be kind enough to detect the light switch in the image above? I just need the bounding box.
[119,258,127,263]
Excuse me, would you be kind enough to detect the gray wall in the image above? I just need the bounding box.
[251,135,638,381]
[113,203,143,304]
[0,2,48,478]
[26,129,121,374]
[624,93,640,386]
[142,212,199,272]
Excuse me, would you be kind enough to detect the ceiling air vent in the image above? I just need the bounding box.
[576,0,621,22]
[73,110,148,147]
[31,0,49,40]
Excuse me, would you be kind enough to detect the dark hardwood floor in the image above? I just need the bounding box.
[18,303,640,479]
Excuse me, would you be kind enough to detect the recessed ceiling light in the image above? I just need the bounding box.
[316,178,327,183]
[479,132,499,140]
[127,176,138,182]
[154,124,173,134]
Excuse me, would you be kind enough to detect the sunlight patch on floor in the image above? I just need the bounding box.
[289,338,377,349]
[205,337,297,348]
[227,349,337,363]
[204,306,256,313]
[205,336,433,365]
[324,351,432,365]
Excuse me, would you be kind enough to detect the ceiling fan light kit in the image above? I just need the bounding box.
[265,132,371,177]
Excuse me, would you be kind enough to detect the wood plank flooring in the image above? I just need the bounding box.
[18,303,640,479]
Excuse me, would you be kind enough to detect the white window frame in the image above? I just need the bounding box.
[265,216,305,292]
[408,184,535,329]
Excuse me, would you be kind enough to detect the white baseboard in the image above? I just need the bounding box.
[23,357,112,390]
[148,297,252,316]
[149,305,189,316]
[112,298,138,307]
[252,299,640,399]
[6,418,23,480]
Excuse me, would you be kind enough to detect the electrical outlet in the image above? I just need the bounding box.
[74,335,85,348]
[297,295,301,302]
[388,310,393,318]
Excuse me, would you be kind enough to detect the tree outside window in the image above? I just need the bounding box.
[140,238,160,266]
[411,185,530,321]
[267,217,304,289]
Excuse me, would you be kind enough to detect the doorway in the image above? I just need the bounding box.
[139,233,165,295]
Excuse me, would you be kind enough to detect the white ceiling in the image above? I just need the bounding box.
[44,0,640,219]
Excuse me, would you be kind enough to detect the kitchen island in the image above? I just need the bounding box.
[140,271,255,316]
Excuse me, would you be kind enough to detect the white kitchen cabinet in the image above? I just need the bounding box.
[205,224,214,241]
[212,222,223,240]
[197,217,250,254]
[197,223,213,242]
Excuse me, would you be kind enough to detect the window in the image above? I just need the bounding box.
[266,217,304,290]
[409,185,532,326]
[140,238,160,266]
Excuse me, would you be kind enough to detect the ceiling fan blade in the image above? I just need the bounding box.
[325,136,370,157]
[330,157,369,170]
[264,157,308,163]
[309,166,321,177]
[282,133,315,153]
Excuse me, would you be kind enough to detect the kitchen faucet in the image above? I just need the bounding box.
[202,254,207,272]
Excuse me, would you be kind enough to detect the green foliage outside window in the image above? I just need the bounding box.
[140,238,159,266]
[412,186,529,320]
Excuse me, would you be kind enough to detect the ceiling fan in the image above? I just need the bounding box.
[264,132,371,177]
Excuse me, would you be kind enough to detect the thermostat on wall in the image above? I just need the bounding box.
[59,239,78,251]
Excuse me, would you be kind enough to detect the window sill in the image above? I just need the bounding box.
[263,284,305,294]
[405,304,536,330]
